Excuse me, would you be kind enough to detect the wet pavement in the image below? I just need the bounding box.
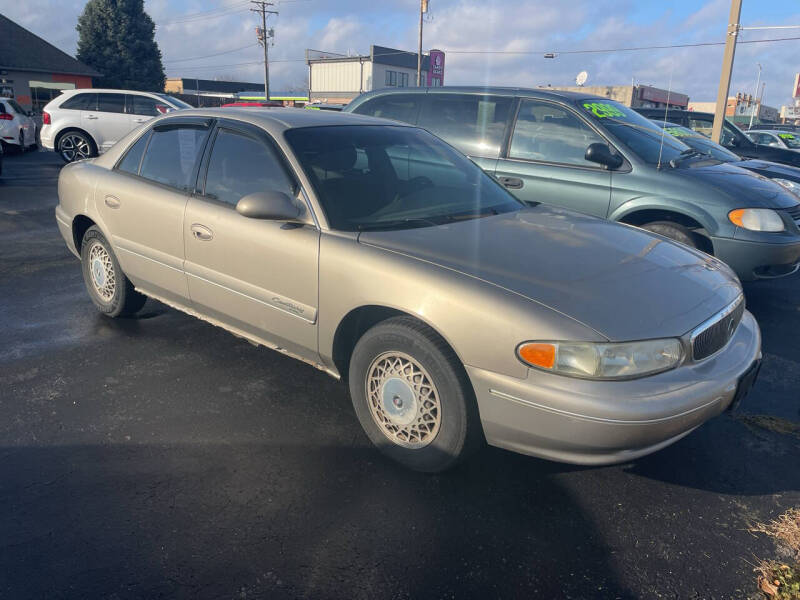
[1,150,798,599]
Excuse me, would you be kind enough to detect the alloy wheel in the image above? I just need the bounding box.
[59,134,92,162]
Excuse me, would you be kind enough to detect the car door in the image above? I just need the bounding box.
[94,118,212,304]
[126,94,171,131]
[83,93,130,151]
[494,98,612,216]
[183,121,319,361]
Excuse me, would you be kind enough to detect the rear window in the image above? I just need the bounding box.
[353,94,420,123]
[417,94,512,158]
[60,93,97,111]
[139,125,209,190]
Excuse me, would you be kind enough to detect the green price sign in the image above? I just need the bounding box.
[582,102,626,118]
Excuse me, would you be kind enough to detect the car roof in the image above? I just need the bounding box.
[352,85,598,103]
[158,106,409,134]
[61,88,163,96]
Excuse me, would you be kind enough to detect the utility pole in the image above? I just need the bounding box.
[416,0,428,86]
[251,1,278,101]
[748,63,762,129]
[711,0,742,143]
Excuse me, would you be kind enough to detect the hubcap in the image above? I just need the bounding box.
[88,242,115,301]
[60,134,91,161]
[366,352,441,448]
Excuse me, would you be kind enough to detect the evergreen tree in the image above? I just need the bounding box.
[76,0,165,92]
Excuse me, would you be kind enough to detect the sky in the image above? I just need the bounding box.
[3,0,800,106]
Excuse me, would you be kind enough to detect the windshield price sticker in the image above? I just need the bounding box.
[582,102,626,119]
[664,127,691,138]
[778,133,795,140]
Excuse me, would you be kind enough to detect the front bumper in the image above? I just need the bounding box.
[466,310,761,465]
[712,236,800,281]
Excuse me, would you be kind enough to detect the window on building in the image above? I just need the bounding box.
[139,125,209,190]
[203,128,294,206]
[417,94,513,158]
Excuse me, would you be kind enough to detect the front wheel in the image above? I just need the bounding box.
[80,226,146,317]
[348,316,483,472]
[640,220,701,251]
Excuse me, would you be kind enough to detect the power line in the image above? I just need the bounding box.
[156,1,251,26]
[164,43,259,64]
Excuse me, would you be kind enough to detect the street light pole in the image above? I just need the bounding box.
[711,0,742,143]
[416,0,426,87]
[748,63,762,129]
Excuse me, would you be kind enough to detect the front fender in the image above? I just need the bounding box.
[609,197,722,236]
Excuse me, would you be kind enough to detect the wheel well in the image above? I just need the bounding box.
[72,215,95,253]
[55,127,97,152]
[332,306,459,381]
[618,209,714,255]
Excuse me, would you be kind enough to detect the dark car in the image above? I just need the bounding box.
[653,120,800,197]
[634,108,800,168]
[346,87,800,281]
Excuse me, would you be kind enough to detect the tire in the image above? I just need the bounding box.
[58,130,96,163]
[640,220,699,250]
[18,131,24,153]
[80,226,146,317]
[348,316,483,472]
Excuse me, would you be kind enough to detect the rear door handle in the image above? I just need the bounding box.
[132,118,148,123]
[191,223,213,241]
[86,114,98,120]
[104,195,121,209]
[499,176,524,189]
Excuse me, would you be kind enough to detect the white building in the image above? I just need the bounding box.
[306,45,445,105]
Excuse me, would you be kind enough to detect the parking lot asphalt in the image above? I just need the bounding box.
[0,150,798,600]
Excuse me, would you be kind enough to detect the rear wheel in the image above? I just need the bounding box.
[58,131,95,163]
[348,316,483,472]
[641,220,700,250]
[80,226,146,317]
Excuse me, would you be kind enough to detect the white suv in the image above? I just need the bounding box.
[40,89,191,162]
[0,98,38,151]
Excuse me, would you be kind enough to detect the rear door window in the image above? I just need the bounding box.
[96,93,126,114]
[511,99,605,166]
[354,94,421,124]
[60,93,97,111]
[139,125,210,190]
[417,94,512,158]
[202,128,294,206]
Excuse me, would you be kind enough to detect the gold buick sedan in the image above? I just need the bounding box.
[55,109,761,472]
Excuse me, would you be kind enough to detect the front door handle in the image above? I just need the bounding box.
[499,176,524,189]
[104,195,121,209]
[132,118,148,123]
[86,114,98,120]
[191,223,213,241]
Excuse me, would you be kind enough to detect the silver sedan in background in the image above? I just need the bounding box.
[55,109,761,471]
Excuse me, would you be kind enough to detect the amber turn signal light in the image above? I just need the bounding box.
[517,343,556,369]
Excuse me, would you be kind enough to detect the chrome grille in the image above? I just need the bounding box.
[691,296,745,361]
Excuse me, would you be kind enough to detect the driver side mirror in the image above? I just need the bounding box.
[236,191,303,222]
[585,143,623,170]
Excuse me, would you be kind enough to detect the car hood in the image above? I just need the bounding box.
[738,158,800,183]
[359,206,741,342]
[677,161,800,209]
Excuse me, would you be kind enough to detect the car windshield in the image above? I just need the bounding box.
[157,94,192,109]
[285,125,523,231]
[653,122,741,162]
[777,132,800,149]
[577,99,691,166]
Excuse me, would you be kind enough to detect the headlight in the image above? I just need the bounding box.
[772,178,800,195]
[728,208,785,232]
[517,339,684,380]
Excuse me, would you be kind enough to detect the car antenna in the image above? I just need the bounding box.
[656,63,674,170]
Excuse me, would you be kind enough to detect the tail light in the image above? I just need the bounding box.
[0,113,12,121]
[42,111,51,125]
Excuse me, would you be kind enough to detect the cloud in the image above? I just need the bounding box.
[2,0,799,106]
